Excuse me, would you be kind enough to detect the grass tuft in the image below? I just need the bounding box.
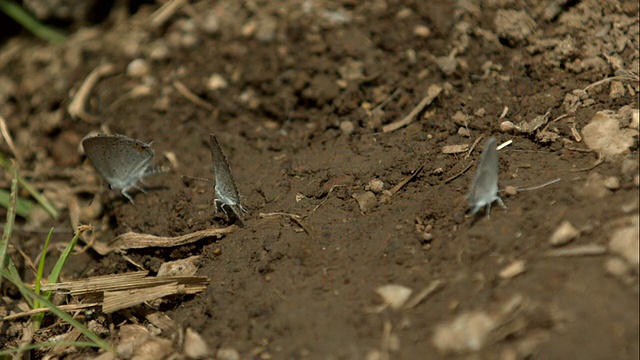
[0,165,112,355]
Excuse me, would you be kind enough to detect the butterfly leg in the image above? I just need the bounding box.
[214,199,231,220]
[121,189,135,204]
[496,196,508,210]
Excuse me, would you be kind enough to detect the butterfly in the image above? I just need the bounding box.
[467,137,507,218]
[82,134,162,203]
[209,133,248,222]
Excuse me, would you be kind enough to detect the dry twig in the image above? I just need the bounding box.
[91,226,236,255]
[404,280,444,309]
[0,114,21,164]
[259,212,313,235]
[149,0,186,27]
[544,244,607,257]
[443,161,474,184]
[390,163,425,195]
[174,81,216,112]
[382,84,442,132]
[465,135,484,158]
[67,63,116,122]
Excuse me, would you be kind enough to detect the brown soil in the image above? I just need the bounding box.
[0,0,638,358]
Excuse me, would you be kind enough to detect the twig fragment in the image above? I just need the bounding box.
[174,81,216,111]
[390,163,425,195]
[465,135,484,158]
[570,157,604,172]
[443,161,474,184]
[544,244,607,257]
[149,0,186,28]
[0,114,21,164]
[515,178,561,192]
[312,184,342,212]
[496,139,513,151]
[382,84,442,132]
[91,226,236,255]
[404,280,443,309]
[1,302,101,321]
[67,63,116,122]
[259,212,313,235]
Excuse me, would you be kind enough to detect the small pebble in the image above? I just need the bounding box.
[630,109,639,129]
[148,40,169,60]
[435,55,457,76]
[378,190,392,204]
[177,18,197,33]
[126,59,149,78]
[181,33,199,48]
[475,108,486,117]
[217,348,240,360]
[207,73,228,91]
[340,120,355,135]
[201,12,220,34]
[451,111,467,126]
[368,178,384,193]
[395,7,413,19]
[549,221,580,246]
[458,127,470,137]
[603,176,620,190]
[352,191,377,213]
[241,20,258,37]
[609,224,639,266]
[421,232,433,242]
[256,17,277,43]
[498,260,526,279]
[604,257,630,278]
[609,81,625,99]
[183,329,210,358]
[505,186,518,196]
[413,25,431,38]
[500,121,516,132]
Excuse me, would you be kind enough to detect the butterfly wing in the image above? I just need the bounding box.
[209,133,242,206]
[82,134,154,190]
[467,137,499,213]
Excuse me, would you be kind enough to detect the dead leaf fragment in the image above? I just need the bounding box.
[582,111,637,160]
[516,111,549,134]
[442,144,469,154]
[157,256,200,277]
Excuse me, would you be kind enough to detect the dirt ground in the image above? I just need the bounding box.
[0,0,638,358]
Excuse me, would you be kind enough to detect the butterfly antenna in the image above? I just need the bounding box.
[181,174,213,183]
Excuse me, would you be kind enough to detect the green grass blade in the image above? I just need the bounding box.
[32,227,55,330]
[0,268,115,353]
[0,188,35,217]
[6,259,33,308]
[0,341,102,356]
[0,0,67,43]
[0,153,59,218]
[0,165,18,290]
[45,227,85,299]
